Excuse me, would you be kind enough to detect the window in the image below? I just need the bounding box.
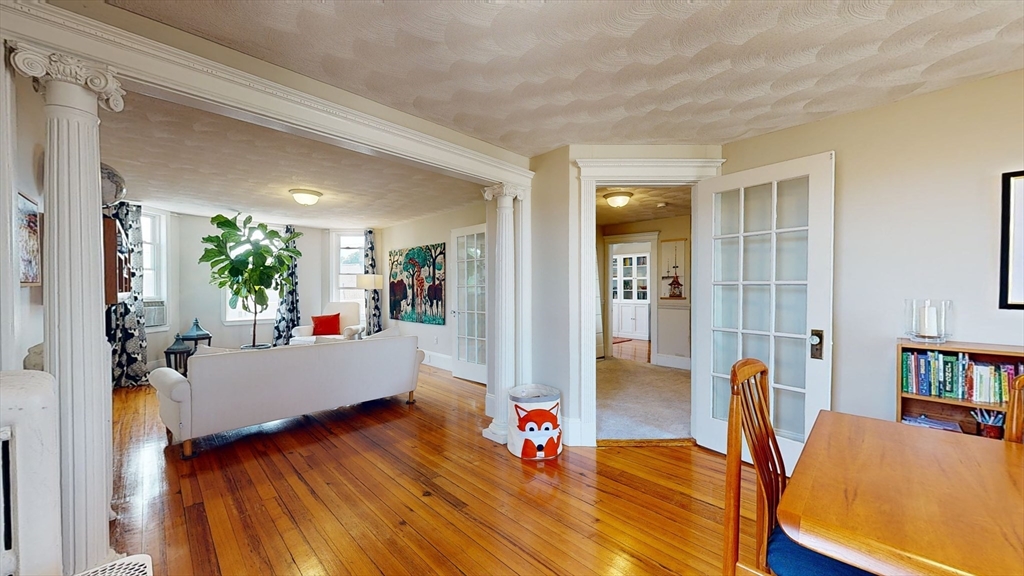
[140,211,168,329]
[223,225,284,325]
[140,212,165,300]
[332,231,366,325]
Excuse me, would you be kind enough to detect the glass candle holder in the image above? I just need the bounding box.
[904,299,952,343]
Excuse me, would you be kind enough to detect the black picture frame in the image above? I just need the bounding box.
[999,169,1024,309]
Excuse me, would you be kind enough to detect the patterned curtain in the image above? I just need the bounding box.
[364,229,383,334]
[273,225,301,346]
[107,202,148,388]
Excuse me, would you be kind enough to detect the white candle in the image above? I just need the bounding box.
[919,304,938,337]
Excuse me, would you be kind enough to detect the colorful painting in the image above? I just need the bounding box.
[16,193,41,286]
[388,242,445,325]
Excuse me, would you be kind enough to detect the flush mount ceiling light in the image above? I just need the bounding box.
[603,191,633,208]
[290,188,322,206]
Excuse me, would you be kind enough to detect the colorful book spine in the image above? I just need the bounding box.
[942,355,956,398]
[901,352,912,393]
[918,354,929,396]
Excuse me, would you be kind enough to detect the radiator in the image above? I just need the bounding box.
[0,371,61,576]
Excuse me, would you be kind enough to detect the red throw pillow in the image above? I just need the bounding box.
[311,313,341,336]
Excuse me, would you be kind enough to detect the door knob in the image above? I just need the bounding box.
[809,330,824,360]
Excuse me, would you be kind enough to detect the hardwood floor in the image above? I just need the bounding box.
[111,365,758,575]
[612,339,651,363]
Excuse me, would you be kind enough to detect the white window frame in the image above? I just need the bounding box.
[330,230,367,325]
[222,224,286,326]
[140,208,169,331]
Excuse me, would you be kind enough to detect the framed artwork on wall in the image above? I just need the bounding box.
[1000,170,1024,309]
[659,238,687,300]
[16,192,41,286]
[388,242,446,325]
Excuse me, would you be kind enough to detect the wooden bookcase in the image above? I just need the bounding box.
[896,338,1024,438]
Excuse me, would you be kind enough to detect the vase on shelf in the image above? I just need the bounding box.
[903,299,952,344]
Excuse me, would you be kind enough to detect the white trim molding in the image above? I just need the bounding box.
[0,0,533,187]
[572,158,724,446]
[0,43,18,370]
[653,354,691,370]
[421,350,452,372]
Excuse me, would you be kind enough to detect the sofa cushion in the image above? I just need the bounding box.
[365,327,400,339]
[194,344,233,356]
[314,335,347,344]
[311,313,341,336]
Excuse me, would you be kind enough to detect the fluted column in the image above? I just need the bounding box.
[9,42,124,574]
[482,183,524,444]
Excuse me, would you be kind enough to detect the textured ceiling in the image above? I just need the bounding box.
[99,93,484,229]
[597,186,691,226]
[106,0,1024,157]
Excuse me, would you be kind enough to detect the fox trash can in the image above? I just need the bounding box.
[508,384,562,460]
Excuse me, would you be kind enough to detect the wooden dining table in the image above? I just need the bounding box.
[777,410,1024,576]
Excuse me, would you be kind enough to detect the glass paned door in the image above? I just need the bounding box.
[611,252,651,341]
[693,152,834,468]
[451,224,487,384]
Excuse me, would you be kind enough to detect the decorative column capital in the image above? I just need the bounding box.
[7,41,125,112]
[483,183,527,202]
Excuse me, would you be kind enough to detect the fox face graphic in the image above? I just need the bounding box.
[514,403,561,459]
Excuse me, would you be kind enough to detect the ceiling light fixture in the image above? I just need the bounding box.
[603,191,633,208]
[290,188,322,206]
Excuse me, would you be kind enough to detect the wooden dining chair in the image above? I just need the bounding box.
[1006,374,1024,444]
[723,358,871,576]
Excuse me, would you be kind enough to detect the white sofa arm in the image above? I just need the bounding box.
[149,367,190,402]
[292,325,313,337]
[415,348,426,367]
[343,324,364,339]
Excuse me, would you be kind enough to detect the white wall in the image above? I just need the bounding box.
[170,214,324,351]
[380,202,486,364]
[13,74,44,365]
[722,70,1024,421]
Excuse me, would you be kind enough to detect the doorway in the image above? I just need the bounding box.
[450,224,487,384]
[609,243,651,363]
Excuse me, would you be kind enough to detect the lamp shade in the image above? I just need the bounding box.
[290,188,322,206]
[180,318,212,341]
[604,191,633,208]
[355,274,384,290]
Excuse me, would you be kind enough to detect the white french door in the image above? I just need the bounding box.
[692,151,835,467]
[450,225,487,384]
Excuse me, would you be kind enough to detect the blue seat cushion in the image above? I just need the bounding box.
[767,524,873,576]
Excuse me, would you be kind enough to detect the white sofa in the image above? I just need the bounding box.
[149,334,423,458]
[290,301,364,345]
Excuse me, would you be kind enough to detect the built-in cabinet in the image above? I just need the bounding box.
[611,253,650,341]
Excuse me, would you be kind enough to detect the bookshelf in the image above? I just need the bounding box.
[896,338,1024,439]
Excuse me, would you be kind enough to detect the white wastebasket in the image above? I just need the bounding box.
[507,384,562,460]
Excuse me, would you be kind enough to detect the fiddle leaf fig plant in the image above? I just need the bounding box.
[198,214,302,347]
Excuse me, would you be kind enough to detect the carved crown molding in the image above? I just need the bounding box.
[482,183,527,202]
[7,41,124,112]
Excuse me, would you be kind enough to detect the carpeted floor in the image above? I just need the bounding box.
[597,357,691,440]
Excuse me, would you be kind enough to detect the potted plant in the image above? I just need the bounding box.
[198,214,302,348]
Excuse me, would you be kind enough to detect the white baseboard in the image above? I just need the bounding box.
[485,392,495,418]
[653,354,691,370]
[421,351,452,371]
[563,417,596,447]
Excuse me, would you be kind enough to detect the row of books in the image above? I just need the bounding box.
[901,351,1021,405]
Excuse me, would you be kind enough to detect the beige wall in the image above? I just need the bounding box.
[380,202,486,360]
[13,74,44,364]
[173,214,324,351]
[51,0,529,170]
[722,69,1024,421]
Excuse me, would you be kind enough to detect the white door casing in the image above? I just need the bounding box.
[692,151,835,468]
[450,224,487,385]
[575,159,724,446]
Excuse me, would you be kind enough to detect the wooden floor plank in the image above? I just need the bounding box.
[111,367,758,575]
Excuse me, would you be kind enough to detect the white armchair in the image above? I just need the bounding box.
[291,301,364,344]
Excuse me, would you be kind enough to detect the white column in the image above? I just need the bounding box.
[0,48,18,370]
[9,42,124,574]
[481,183,524,444]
